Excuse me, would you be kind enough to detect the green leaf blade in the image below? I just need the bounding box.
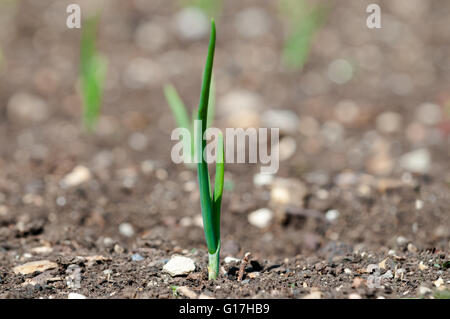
[164,85,191,131]
[197,19,217,254]
[212,133,224,243]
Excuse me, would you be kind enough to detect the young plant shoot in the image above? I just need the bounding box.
[164,76,215,165]
[280,0,327,70]
[179,0,223,18]
[80,14,107,131]
[196,20,223,280]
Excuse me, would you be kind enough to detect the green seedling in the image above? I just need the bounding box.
[171,285,179,297]
[434,289,450,299]
[279,0,327,70]
[80,14,107,131]
[179,0,223,18]
[164,76,215,165]
[196,20,223,280]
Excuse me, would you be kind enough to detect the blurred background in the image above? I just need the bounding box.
[0,0,449,261]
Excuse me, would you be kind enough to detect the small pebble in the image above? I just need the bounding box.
[396,236,408,246]
[163,256,196,277]
[114,244,124,254]
[119,223,135,237]
[302,290,322,299]
[253,173,274,187]
[177,286,198,299]
[433,277,444,288]
[328,59,353,84]
[13,260,58,275]
[60,166,91,188]
[415,200,424,210]
[418,262,429,271]
[376,112,403,134]
[381,270,393,279]
[131,253,144,262]
[224,257,241,264]
[325,210,339,222]
[418,286,432,295]
[248,208,273,229]
[31,246,53,254]
[128,132,148,151]
[407,243,418,253]
[68,293,86,299]
[399,148,431,174]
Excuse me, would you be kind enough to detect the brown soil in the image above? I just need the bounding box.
[0,0,449,299]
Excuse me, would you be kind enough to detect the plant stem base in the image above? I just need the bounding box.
[208,243,220,280]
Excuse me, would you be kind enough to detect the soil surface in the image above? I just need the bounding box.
[0,0,449,299]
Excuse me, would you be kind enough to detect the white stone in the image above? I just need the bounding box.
[325,210,340,222]
[61,165,91,188]
[7,92,49,124]
[68,293,87,299]
[419,286,432,295]
[253,173,274,187]
[175,7,209,40]
[176,286,198,299]
[328,59,353,84]
[118,223,135,237]
[13,260,58,275]
[396,236,408,245]
[31,246,53,254]
[128,132,148,151]
[376,112,403,133]
[179,217,193,227]
[399,148,431,174]
[415,199,424,210]
[270,178,306,207]
[163,256,196,276]
[302,290,322,299]
[193,214,203,228]
[224,257,241,264]
[248,208,273,229]
[348,293,362,299]
[261,109,299,135]
[433,277,444,288]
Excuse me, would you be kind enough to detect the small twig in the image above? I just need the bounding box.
[237,252,252,282]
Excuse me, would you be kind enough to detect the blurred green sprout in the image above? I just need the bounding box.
[179,0,222,18]
[164,77,215,165]
[280,0,327,70]
[196,20,223,280]
[80,14,107,131]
